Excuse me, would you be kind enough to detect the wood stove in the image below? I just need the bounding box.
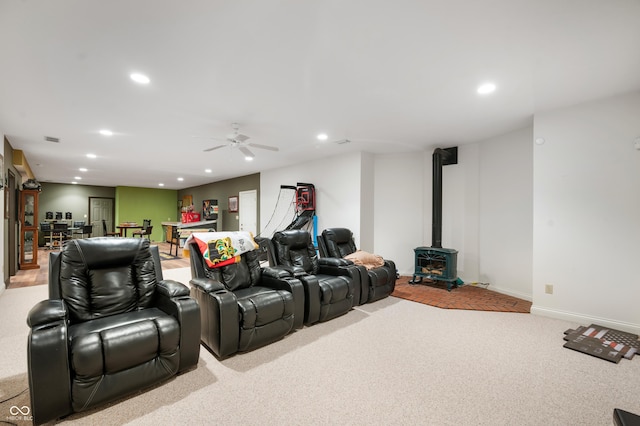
[411,247,458,290]
[410,147,460,290]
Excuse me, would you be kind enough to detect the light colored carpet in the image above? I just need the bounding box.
[1,268,639,425]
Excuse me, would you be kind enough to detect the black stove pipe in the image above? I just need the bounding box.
[432,148,451,248]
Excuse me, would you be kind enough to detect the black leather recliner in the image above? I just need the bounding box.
[319,227,397,304]
[270,229,358,324]
[189,240,305,358]
[27,238,201,425]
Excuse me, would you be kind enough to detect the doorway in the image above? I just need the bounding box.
[89,197,115,236]
[238,189,257,235]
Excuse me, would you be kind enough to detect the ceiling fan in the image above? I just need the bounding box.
[202,123,279,159]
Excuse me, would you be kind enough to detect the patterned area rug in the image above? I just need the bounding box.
[392,277,532,313]
[158,252,179,261]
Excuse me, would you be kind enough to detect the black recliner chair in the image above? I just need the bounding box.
[27,238,201,425]
[319,227,397,304]
[189,239,305,358]
[270,229,358,324]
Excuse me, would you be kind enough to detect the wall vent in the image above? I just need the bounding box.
[44,136,60,143]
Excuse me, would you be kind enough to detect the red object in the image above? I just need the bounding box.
[296,185,315,213]
[181,212,201,223]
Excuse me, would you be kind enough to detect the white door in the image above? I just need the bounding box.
[89,197,115,236]
[238,190,257,235]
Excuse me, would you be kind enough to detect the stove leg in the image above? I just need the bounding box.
[409,275,423,284]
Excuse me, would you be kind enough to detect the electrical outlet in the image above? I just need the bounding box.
[545,284,553,294]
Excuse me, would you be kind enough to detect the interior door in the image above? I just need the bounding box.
[89,197,115,236]
[238,189,257,235]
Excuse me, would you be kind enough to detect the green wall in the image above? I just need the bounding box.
[115,186,178,241]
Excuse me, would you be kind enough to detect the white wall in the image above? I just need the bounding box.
[260,151,363,244]
[477,127,533,299]
[373,151,427,275]
[532,91,640,333]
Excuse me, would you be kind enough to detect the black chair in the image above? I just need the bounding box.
[79,224,93,238]
[40,222,52,248]
[269,229,358,325]
[72,221,85,239]
[319,228,397,304]
[168,226,180,256]
[101,219,120,237]
[189,238,304,358]
[26,238,201,425]
[52,222,69,248]
[133,219,152,240]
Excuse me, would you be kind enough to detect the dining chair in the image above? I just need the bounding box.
[133,219,152,240]
[101,219,120,237]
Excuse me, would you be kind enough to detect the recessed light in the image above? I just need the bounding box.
[74,176,82,180]
[158,183,165,187]
[130,73,150,84]
[205,169,212,173]
[86,153,97,159]
[477,82,496,94]
[99,129,113,136]
[245,156,254,161]
[535,138,546,145]
[177,177,184,181]
[317,133,328,141]
[79,167,88,172]
[71,181,78,185]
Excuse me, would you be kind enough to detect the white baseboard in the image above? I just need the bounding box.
[487,285,532,302]
[531,305,640,335]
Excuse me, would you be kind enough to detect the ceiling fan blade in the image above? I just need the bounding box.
[203,144,226,152]
[192,135,225,141]
[234,133,250,143]
[239,146,255,158]
[248,143,279,152]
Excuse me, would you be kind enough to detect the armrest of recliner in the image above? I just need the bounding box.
[189,277,226,293]
[318,257,353,267]
[157,279,190,298]
[262,266,293,279]
[189,278,239,358]
[27,299,67,329]
[27,300,73,425]
[155,279,201,372]
[261,274,305,330]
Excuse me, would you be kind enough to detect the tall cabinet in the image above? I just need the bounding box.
[19,189,40,270]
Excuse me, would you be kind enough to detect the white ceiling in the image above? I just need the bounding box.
[1,0,639,190]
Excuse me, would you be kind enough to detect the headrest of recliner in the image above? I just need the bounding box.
[322,228,352,244]
[59,238,157,323]
[273,229,309,249]
[322,228,357,257]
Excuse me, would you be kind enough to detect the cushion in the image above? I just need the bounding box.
[344,250,385,270]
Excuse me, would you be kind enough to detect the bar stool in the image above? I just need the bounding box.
[168,226,180,256]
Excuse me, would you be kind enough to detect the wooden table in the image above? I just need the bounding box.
[116,223,143,237]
